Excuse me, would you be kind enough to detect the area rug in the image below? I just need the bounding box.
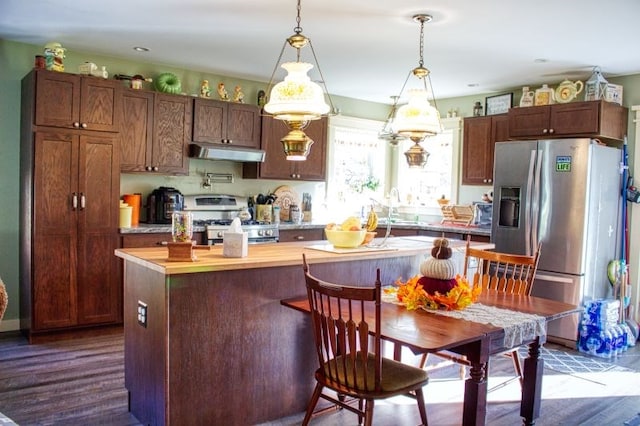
[517,345,633,375]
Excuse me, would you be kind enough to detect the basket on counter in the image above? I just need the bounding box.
[440,204,474,226]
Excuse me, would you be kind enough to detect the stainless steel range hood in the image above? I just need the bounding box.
[189,143,266,162]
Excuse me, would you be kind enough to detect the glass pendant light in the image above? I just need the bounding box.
[391,14,442,168]
[378,96,406,146]
[263,0,333,161]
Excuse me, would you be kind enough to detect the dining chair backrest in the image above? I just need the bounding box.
[463,239,542,296]
[302,255,383,392]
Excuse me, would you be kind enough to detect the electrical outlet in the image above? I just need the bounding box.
[137,301,148,328]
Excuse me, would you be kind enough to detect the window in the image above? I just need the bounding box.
[326,116,388,218]
[392,117,461,216]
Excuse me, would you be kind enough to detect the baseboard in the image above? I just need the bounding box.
[0,319,20,333]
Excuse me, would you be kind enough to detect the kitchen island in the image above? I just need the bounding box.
[115,237,489,425]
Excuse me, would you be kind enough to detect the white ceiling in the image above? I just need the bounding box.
[1,0,639,104]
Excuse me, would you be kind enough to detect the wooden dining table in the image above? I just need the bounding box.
[281,289,581,426]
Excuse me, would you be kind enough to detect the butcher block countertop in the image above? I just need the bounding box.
[115,236,491,276]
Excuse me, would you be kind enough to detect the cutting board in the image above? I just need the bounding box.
[273,185,300,222]
[305,243,398,254]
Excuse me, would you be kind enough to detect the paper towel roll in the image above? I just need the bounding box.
[123,194,141,226]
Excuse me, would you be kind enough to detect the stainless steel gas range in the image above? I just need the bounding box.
[183,194,279,244]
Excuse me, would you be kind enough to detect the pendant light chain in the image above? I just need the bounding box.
[294,0,303,34]
[418,18,425,69]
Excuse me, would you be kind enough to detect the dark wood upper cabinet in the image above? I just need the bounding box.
[34,69,120,132]
[119,89,154,172]
[192,98,261,149]
[462,114,509,185]
[243,116,327,181]
[119,90,191,175]
[508,100,628,142]
[151,93,192,175]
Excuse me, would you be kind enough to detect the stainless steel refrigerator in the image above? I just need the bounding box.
[491,138,621,344]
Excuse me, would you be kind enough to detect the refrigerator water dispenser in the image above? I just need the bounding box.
[498,187,520,228]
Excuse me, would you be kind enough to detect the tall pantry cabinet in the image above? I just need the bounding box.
[20,69,122,339]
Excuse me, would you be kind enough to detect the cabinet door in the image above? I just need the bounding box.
[508,105,551,138]
[121,233,173,248]
[77,133,121,324]
[192,98,226,144]
[549,101,600,136]
[120,89,154,172]
[256,116,327,180]
[35,70,80,129]
[489,114,510,182]
[226,103,261,148]
[295,117,327,181]
[152,94,192,175]
[79,77,120,132]
[32,131,78,329]
[462,116,492,185]
[279,228,324,242]
[257,117,294,179]
[34,70,119,132]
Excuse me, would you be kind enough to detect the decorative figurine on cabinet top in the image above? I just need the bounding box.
[43,41,66,72]
[200,80,211,98]
[257,90,266,108]
[217,82,229,101]
[233,85,244,103]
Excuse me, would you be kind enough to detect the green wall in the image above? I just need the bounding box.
[1,37,639,330]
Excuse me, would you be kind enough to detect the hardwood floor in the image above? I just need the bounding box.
[0,329,639,425]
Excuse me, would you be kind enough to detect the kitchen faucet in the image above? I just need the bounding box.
[367,187,399,248]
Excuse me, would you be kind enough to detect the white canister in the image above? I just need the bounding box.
[119,202,133,228]
[273,205,281,223]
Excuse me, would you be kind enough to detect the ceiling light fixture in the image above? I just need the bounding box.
[264,0,333,161]
[378,96,406,146]
[133,46,149,52]
[391,14,442,168]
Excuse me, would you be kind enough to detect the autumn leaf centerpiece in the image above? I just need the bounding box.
[385,238,481,311]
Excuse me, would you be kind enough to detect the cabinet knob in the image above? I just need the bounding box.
[549,128,555,134]
[227,139,232,144]
[152,166,159,172]
[81,123,88,129]
[542,129,548,134]
[73,122,80,128]
[145,166,152,171]
[295,235,305,241]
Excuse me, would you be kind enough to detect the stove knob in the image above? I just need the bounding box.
[217,231,224,238]
[265,229,273,237]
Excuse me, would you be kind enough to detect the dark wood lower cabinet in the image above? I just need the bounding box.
[278,228,324,242]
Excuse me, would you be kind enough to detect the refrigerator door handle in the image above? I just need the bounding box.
[531,148,543,254]
[525,150,536,256]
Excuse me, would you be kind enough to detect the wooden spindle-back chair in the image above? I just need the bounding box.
[301,254,430,426]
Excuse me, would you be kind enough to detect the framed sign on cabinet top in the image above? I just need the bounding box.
[485,93,513,115]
